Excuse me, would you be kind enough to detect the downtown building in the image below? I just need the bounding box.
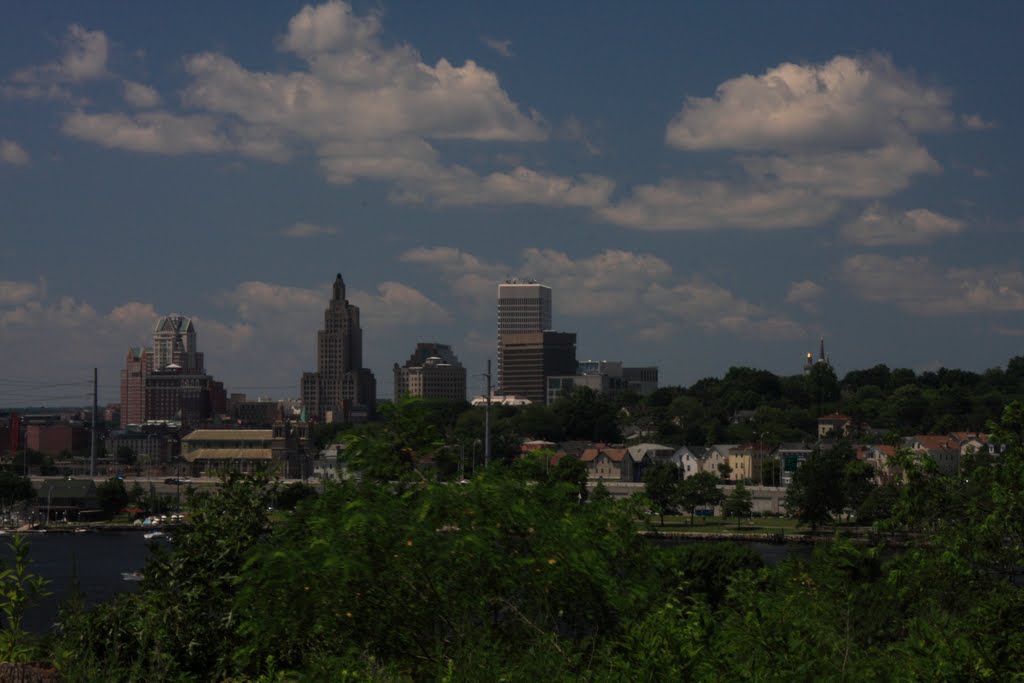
[497,280,552,391]
[300,274,376,422]
[393,343,467,402]
[119,315,226,428]
[496,279,578,404]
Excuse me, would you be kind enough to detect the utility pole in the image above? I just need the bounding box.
[483,360,492,468]
[90,367,97,477]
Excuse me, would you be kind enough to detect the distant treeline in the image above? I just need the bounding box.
[317,355,1024,458]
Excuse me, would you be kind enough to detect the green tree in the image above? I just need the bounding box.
[723,482,753,528]
[643,461,681,525]
[96,477,129,518]
[784,445,851,530]
[0,536,50,662]
[115,445,135,465]
[0,471,34,503]
[275,482,318,511]
[679,472,723,525]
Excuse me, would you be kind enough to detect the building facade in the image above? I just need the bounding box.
[120,347,152,428]
[152,315,204,373]
[500,331,577,404]
[120,316,222,428]
[393,343,467,402]
[301,274,376,422]
[497,281,552,392]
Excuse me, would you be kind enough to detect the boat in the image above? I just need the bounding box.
[143,531,165,540]
[121,571,143,582]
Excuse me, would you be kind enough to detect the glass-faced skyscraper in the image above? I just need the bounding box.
[301,273,376,422]
[497,280,552,393]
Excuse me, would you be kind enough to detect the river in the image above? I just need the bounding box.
[0,530,154,633]
[0,531,815,633]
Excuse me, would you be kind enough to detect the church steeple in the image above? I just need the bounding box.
[332,273,346,302]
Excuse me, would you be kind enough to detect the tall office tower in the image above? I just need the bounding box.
[497,280,552,392]
[500,331,577,404]
[119,346,153,427]
[152,315,204,373]
[301,274,377,422]
[393,342,467,402]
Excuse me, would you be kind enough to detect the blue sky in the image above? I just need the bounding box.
[1,1,1022,405]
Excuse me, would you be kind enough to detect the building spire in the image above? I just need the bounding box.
[332,273,345,302]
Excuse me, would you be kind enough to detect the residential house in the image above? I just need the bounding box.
[817,413,852,438]
[907,435,962,476]
[728,443,774,484]
[627,443,677,480]
[581,446,632,482]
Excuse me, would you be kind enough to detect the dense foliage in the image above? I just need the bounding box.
[0,395,1015,679]
[316,356,1024,456]
[30,401,1022,680]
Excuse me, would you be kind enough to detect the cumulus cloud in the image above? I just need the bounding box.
[600,179,840,231]
[842,254,1024,314]
[786,280,825,312]
[643,280,805,339]
[607,53,961,232]
[961,113,995,130]
[738,143,941,199]
[5,24,108,101]
[840,204,965,246]
[402,245,803,339]
[61,110,292,161]
[666,54,952,151]
[62,111,230,156]
[0,139,30,166]
[481,36,514,58]
[51,2,622,210]
[350,282,451,328]
[122,81,162,108]
[0,279,44,305]
[517,248,673,316]
[281,222,338,238]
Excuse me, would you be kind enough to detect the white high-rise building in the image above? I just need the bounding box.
[497,280,552,392]
[152,315,203,373]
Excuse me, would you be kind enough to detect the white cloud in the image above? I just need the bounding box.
[281,222,338,238]
[54,2,622,210]
[739,142,941,199]
[840,203,965,246]
[517,248,673,316]
[842,254,1024,314]
[123,81,162,108]
[5,24,108,100]
[350,282,452,328]
[666,54,952,151]
[0,139,30,166]
[786,280,825,312]
[481,36,514,58]
[600,179,840,231]
[62,111,229,156]
[643,280,805,339]
[615,53,961,233]
[0,279,44,305]
[402,245,803,340]
[961,113,996,130]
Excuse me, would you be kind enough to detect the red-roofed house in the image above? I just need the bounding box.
[581,447,632,482]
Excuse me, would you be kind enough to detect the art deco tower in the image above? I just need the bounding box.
[301,274,376,421]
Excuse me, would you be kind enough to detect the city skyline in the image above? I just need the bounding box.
[2,1,1022,405]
